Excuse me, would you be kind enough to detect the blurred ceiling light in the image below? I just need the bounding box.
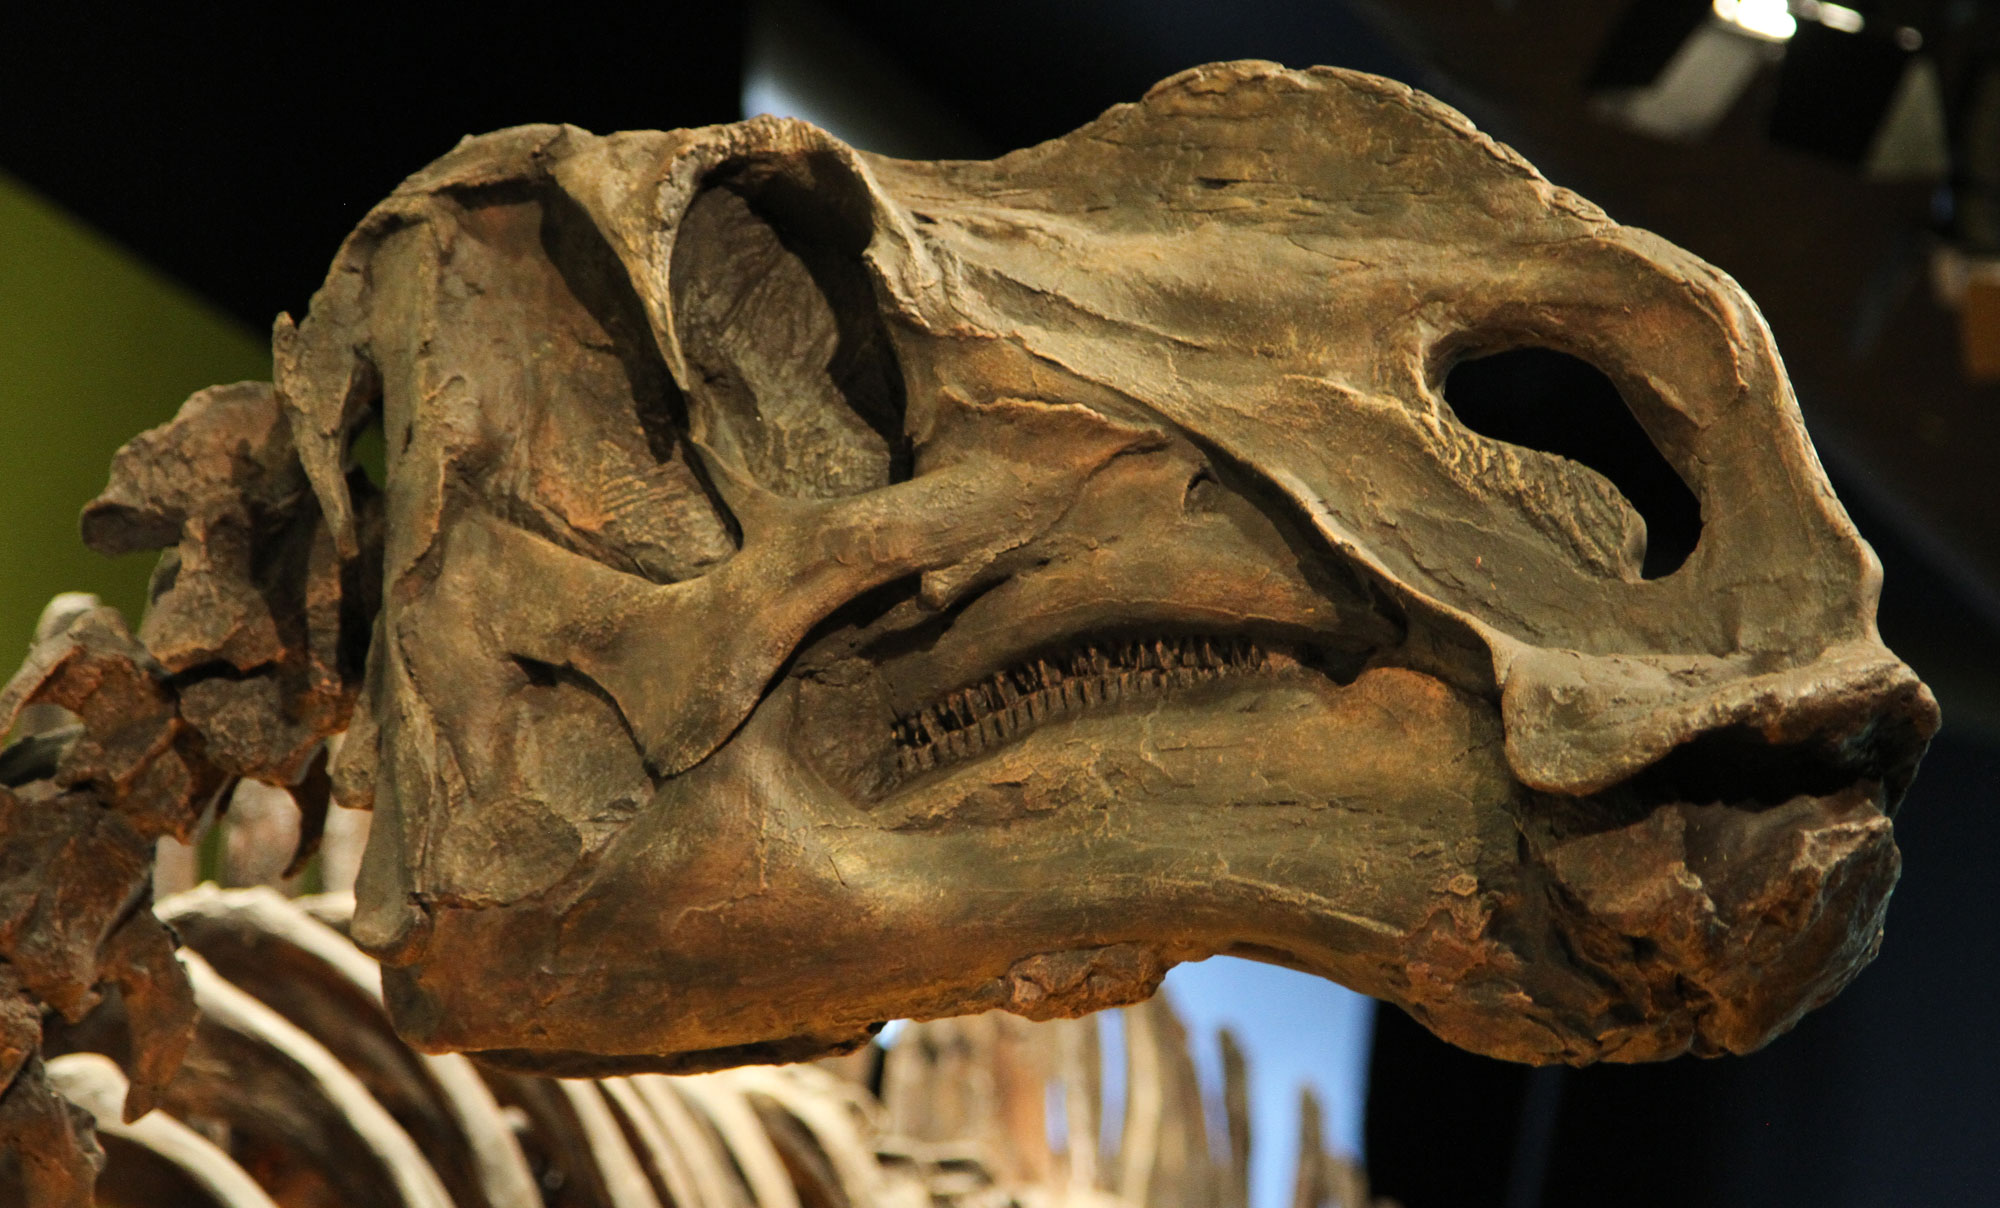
[1594,0,1788,141]
[1712,0,1796,41]
[1866,56,1951,180]
[1596,21,1774,139]
[740,0,986,159]
[1809,3,1867,35]
[1768,19,1939,171]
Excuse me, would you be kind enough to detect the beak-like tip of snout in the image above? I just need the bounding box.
[1539,781,1901,1062]
[1500,640,1939,804]
[1416,648,1935,1066]
[1866,676,1940,814]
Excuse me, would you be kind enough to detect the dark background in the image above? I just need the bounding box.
[4,3,1995,1204]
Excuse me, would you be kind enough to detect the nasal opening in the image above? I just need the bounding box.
[1443,347,1703,579]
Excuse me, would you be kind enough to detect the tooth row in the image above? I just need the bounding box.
[889,635,1269,780]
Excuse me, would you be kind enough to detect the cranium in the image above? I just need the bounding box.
[136,62,1930,1074]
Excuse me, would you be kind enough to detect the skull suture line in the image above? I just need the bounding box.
[191,62,1937,1073]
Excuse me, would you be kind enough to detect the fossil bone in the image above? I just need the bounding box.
[0,58,1940,1202]
[267,61,1932,1071]
[60,888,1380,1208]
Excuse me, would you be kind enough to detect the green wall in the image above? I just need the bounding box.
[0,172,271,657]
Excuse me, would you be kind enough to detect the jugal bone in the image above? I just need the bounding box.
[0,59,1941,1202]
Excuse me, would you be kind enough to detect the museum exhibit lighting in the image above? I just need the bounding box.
[1712,0,1798,41]
[1593,0,1936,145]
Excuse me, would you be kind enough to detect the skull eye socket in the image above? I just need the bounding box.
[670,158,910,499]
[1442,347,1703,579]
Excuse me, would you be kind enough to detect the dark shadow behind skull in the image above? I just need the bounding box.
[247,63,1938,1075]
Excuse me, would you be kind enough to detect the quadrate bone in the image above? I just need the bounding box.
[65,62,1938,1086]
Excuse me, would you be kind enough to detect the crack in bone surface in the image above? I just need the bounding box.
[888,635,1285,782]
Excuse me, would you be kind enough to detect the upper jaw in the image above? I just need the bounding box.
[785,455,1404,802]
[1496,638,1939,802]
[797,603,1373,806]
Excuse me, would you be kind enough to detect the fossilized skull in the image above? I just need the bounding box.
[232,62,1932,1073]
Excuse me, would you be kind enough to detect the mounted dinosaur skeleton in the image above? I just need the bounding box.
[0,61,1936,1203]
[57,887,1363,1208]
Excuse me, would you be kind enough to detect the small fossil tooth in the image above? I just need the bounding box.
[888,632,1302,771]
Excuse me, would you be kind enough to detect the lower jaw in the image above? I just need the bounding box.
[386,658,1898,1068]
[1482,781,1899,1063]
[842,669,1903,1064]
[383,663,1529,1056]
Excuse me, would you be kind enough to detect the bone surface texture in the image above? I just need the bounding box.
[0,58,1939,1206]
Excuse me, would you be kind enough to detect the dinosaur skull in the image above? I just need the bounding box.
[280,63,1933,1073]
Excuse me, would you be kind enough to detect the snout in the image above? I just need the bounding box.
[1503,657,1937,1062]
[1532,783,1897,1060]
[1499,638,1938,800]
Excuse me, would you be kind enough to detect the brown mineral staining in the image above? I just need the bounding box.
[0,59,1940,1205]
[2,380,364,1198]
